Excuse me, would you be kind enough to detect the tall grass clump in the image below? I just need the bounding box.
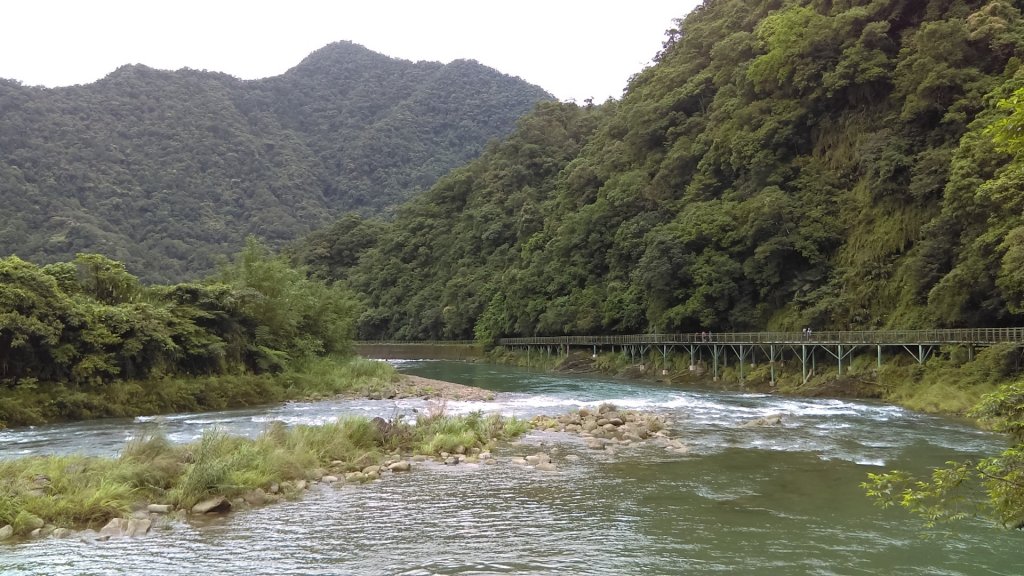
[0,455,135,533]
[412,410,529,455]
[170,429,244,508]
[280,355,398,398]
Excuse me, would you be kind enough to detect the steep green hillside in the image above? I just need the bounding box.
[293,0,1024,339]
[0,42,551,281]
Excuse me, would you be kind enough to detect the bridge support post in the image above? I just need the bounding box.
[770,344,776,386]
[877,345,882,369]
[801,345,807,384]
[712,345,721,380]
[838,344,843,376]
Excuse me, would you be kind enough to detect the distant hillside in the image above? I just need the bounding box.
[0,41,551,281]
[292,0,1024,339]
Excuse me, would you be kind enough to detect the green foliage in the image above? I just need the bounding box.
[0,243,368,428]
[290,0,1024,341]
[0,42,551,283]
[865,370,1024,531]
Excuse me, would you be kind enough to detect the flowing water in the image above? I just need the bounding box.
[1,360,1021,575]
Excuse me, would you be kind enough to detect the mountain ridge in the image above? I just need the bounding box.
[0,40,552,281]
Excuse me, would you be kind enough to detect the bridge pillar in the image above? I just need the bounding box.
[712,345,721,381]
[801,344,808,384]
[838,344,843,376]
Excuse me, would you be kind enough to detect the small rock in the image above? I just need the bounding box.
[388,460,411,472]
[294,479,308,491]
[345,471,367,482]
[51,528,73,539]
[147,504,172,514]
[191,496,231,514]
[99,518,126,538]
[321,475,339,483]
[361,465,382,476]
[585,438,606,450]
[125,518,151,537]
[510,457,528,466]
[23,514,44,532]
[535,462,557,472]
[484,459,497,465]
[608,417,624,426]
[243,489,267,506]
[268,483,280,494]
[0,525,14,541]
[478,451,492,460]
[565,454,581,462]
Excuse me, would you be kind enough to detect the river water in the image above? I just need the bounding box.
[1,360,1021,575]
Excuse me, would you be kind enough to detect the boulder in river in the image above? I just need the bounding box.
[0,524,12,541]
[147,504,172,514]
[742,413,784,427]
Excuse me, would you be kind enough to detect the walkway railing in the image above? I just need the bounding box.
[498,328,1024,347]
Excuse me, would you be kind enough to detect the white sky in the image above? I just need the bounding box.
[0,1,700,102]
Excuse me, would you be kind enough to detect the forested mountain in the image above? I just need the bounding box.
[0,42,551,282]
[291,0,1024,340]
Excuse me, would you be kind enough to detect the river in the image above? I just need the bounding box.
[0,360,1020,575]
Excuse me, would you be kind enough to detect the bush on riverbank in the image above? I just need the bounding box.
[0,411,531,536]
[0,241,365,429]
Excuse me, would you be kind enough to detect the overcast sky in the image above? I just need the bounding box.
[0,1,701,102]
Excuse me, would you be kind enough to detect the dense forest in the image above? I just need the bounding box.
[0,42,551,282]
[0,241,366,426]
[291,0,1024,340]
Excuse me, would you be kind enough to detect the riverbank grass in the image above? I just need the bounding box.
[0,410,530,537]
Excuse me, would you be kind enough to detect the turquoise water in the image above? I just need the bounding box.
[1,360,1020,575]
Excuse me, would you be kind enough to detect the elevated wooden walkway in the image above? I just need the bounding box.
[498,328,1024,384]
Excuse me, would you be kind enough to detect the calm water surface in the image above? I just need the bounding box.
[1,360,1021,575]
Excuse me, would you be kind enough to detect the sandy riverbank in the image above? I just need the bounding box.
[387,374,496,401]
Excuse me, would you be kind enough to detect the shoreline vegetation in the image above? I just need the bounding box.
[0,356,493,430]
[486,342,1022,418]
[0,389,530,542]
